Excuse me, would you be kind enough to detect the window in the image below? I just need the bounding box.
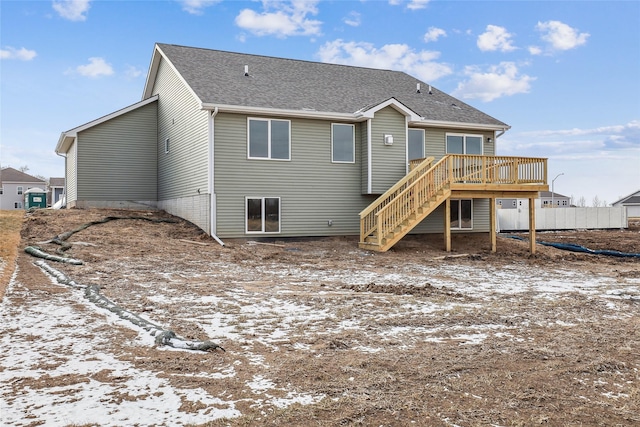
[17,186,23,195]
[446,134,483,154]
[0,187,3,195]
[408,129,425,161]
[450,199,472,229]
[248,118,290,160]
[246,197,281,233]
[14,202,22,209]
[332,123,355,163]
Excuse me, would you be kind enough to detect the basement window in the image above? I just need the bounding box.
[450,199,472,229]
[246,197,281,233]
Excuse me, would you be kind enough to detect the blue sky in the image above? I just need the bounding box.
[1,0,638,205]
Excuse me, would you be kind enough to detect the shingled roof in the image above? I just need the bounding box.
[0,167,45,184]
[151,43,508,129]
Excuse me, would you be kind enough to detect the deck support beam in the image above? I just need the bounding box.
[529,197,536,254]
[489,197,497,252]
[444,198,451,252]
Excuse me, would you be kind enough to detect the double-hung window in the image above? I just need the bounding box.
[450,199,473,229]
[248,118,290,160]
[246,197,281,233]
[17,186,23,195]
[332,123,355,163]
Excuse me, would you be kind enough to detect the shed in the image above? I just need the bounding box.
[24,187,47,209]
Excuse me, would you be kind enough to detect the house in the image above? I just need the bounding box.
[55,43,548,252]
[47,177,66,207]
[0,167,47,210]
[612,190,640,218]
[498,191,571,209]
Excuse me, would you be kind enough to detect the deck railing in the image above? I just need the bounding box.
[360,155,548,249]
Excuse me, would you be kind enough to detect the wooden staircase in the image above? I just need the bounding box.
[359,154,549,252]
[359,156,451,252]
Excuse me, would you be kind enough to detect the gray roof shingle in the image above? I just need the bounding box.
[157,43,508,127]
[0,167,46,184]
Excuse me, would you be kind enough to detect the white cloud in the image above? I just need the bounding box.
[388,0,430,10]
[317,39,452,82]
[73,57,114,78]
[536,20,589,51]
[520,120,640,148]
[528,46,542,55]
[52,0,91,22]
[124,65,144,79]
[179,0,221,15]
[423,27,446,43]
[235,1,322,38]
[452,62,534,102]
[343,11,361,27]
[407,0,430,10]
[477,25,517,52]
[0,47,37,61]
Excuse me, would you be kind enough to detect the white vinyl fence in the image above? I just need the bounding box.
[497,207,628,231]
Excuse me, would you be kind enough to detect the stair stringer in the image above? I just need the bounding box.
[376,186,451,252]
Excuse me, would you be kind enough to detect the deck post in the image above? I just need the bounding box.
[444,198,451,252]
[490,197,497,252]
[528,197,536,254]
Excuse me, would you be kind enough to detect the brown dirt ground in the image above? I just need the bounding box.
[3,208,640,426]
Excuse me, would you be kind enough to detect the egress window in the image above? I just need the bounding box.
[248,118,290,160]
[246,197,281,233]
[450,199,472,229]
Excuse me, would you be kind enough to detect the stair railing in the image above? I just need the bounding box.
[359,157,435,242]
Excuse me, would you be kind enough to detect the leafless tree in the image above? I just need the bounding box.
[592,195,602,207]
[577,196,586,207]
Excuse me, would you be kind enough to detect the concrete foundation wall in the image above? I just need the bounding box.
[71,200,158,210]
[157,194,210,235]
[497,207,628,231]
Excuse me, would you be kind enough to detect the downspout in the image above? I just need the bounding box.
[367,119,372,194]
[55,151,67,208]
[208,107,225,247]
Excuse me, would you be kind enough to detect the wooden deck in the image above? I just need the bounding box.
[359,155,549,253]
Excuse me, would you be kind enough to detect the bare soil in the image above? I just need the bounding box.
[3,208,640,426]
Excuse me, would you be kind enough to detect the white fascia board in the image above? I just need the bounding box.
[144,45,202,105]
[411,119,511,132]
[201,103,362,121]
[55,95,159,154]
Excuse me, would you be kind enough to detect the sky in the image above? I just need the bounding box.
[1,0,638,206]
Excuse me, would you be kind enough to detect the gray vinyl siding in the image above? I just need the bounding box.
[75,102,157,200]
[153,58,209,200]
[369,107,407,194]
[411,199,490,234]
[66,140,77,205]
[214,113,368,238]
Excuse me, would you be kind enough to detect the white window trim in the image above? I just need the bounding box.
[17,186,23,195]
[245,196,281,234]
[450,199,473,230]
[331,123,355,164]
[247,118,291,161]
[445,133,485,155]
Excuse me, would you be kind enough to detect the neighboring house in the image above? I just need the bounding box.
[0,167,47,210]
[498,191,571,210]
[55,43,548,252]
[48,177,66,207]
[612,190,640,218]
